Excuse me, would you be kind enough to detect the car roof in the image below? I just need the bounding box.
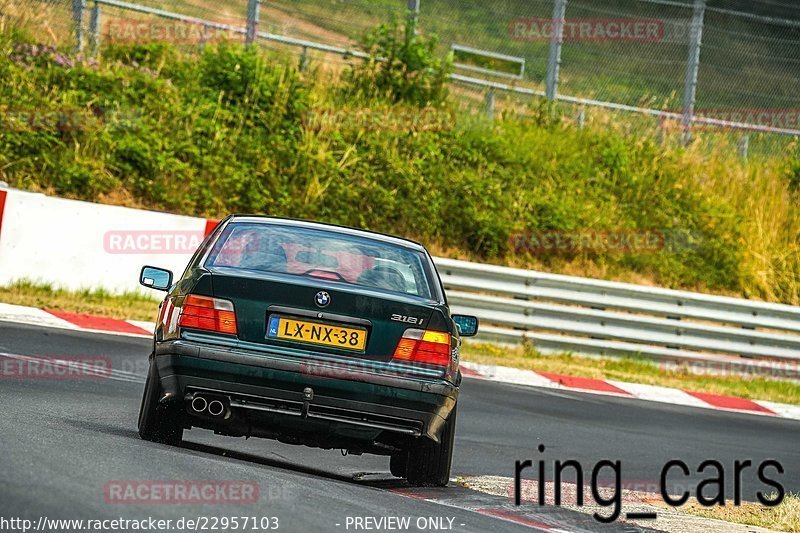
[226,216,428,252]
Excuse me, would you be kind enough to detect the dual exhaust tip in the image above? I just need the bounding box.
[188,393,229,419]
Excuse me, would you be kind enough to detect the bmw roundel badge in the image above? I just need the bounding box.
[315,291,331,308]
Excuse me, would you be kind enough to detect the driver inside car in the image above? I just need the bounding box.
[237,232,289,273]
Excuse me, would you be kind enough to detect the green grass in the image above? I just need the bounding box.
[683,493,800,532]
[0,280,160,322]
[461,341,800,405]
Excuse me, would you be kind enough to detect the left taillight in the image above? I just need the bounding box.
[392,329,452,366]
[177,294,237,336]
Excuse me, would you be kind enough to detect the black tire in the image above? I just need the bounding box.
[138,360,184,445]
[390,452,408,478]
[406,404,457,487]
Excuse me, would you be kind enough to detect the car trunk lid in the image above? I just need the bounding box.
[208,268,436,362]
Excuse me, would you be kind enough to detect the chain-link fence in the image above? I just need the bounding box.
[7,0,800,151]
[420,0,800,137]
[699,6,800,112]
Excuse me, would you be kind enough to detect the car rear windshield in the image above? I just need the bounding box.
[205,222,435,299]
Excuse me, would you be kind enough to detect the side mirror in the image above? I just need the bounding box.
[452,314,479,337]
[140,266,173,291]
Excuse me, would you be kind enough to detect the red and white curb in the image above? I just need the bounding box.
[1,302,798,421]
[460,361,800,421]
[0,302,154,338]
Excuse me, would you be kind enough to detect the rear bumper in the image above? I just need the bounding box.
[153,339,458,445]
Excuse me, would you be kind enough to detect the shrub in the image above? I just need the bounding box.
[342,17,452,108]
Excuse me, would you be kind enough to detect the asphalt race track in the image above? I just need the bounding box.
[1,321,798,532]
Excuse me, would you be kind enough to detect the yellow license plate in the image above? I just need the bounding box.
[267,316,367,351]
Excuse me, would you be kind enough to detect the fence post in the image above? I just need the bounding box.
[681,0,706,145]
[738,134,750,160]
[484,89,495,120]
[246,0,260,46]
[72,0,86,53]
[656,115,667,145]
[407,0,420,42]
[299,46,309,71]
[198,24,209,50]
[89,2,101,57]
[545,0,567,102]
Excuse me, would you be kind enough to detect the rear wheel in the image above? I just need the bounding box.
[406,404,457,487]
[389,452,408,478]
[138,360,184,445]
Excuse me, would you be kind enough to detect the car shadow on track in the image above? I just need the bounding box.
[62,417,143,440]
[61,418,659,532]
[65,416,412,488]
[179,440,408,488]
[64,417,409,486]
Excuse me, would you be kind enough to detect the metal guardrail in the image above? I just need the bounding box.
[434,258,800,375]
[450,44,526,81]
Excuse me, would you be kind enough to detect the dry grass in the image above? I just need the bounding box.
[427,91,800,304]
[692,147,800,305]
[461,341,800,405]
[575,106,800,305]
[683,493,800,532]
[0,0,72,44]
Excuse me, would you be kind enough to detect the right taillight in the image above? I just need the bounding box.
[178,294,237,335]
[392,329,452,366]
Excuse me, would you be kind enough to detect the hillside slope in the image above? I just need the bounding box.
[0,22,799,304]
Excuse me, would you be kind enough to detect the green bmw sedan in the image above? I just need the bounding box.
[137,216,478,487]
